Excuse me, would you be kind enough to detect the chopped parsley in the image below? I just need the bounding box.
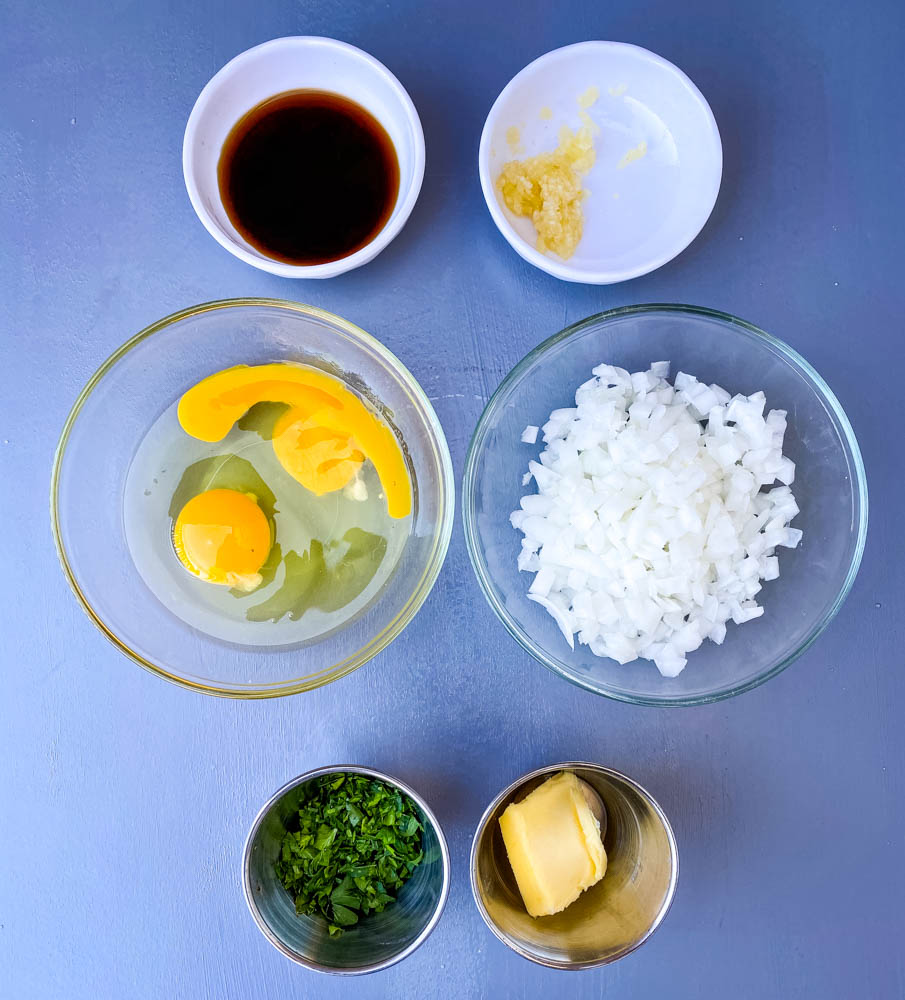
[275,773,425,936]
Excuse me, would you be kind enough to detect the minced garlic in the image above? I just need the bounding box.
[497,124,596,260]
[505,125,522,152]
[577,85,600,109]
[618,139,648,169]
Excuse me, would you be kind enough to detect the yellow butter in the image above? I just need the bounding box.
[498,771,607,918]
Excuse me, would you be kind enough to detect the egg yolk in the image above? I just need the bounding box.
[272,407,365,495]
[176,363,411,518]
[173,489,272,591]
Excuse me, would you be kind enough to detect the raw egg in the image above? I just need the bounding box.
[177,363,411,518]
[173,488,272,591]
[272,406,364,495]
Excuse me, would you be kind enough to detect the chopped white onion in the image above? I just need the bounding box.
[513,363,801,677]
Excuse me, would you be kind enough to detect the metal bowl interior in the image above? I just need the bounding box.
[244,766,450,974]
[463,304,868,705]
[470,762,678,969]
[51,299,454,697]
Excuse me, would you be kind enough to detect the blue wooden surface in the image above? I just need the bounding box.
[2,1,903,997]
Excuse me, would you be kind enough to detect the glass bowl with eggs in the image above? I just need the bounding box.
[463,304,868,706]
[51,299,454,697]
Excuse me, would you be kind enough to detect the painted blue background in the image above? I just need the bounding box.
[2,0,903,997]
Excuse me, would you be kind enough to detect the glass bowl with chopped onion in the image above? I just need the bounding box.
[463,305,868,706]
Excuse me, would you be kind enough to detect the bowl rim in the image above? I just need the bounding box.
[182,35,426,279]
[242,764,451,975]
[50,297,455,698]
[478,40,723,284]
[462,302,870,706]
[469,761,679,970]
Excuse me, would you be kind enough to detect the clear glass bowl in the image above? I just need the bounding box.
[51,299,454,697]
[463,305,868,706]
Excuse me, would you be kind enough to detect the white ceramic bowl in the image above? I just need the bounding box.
[183,36,425,278]
[479,41,722,284]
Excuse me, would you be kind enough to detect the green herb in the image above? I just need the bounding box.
[275,773,425,936]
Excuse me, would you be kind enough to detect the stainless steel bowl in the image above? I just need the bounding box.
[470,762,678,969]
[243,765,450,975]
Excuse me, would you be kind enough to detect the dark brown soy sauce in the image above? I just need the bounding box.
[218,90,400,266]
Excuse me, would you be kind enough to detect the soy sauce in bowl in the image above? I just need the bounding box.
[218,90,400,266]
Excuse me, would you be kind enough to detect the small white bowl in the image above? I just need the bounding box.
[479,41,722,284]
[183,36,425,278]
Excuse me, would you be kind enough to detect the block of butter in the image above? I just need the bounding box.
[499,771,607,918]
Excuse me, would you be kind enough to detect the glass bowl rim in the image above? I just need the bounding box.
[50,297,455,699]
[462,302,869,707]
[242,764,451,975]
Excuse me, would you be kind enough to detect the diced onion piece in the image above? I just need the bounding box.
[527,594,575,649]
[512,363,801,677]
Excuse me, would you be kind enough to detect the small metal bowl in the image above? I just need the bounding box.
[470,762,678,969]
[243,766,450,975]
